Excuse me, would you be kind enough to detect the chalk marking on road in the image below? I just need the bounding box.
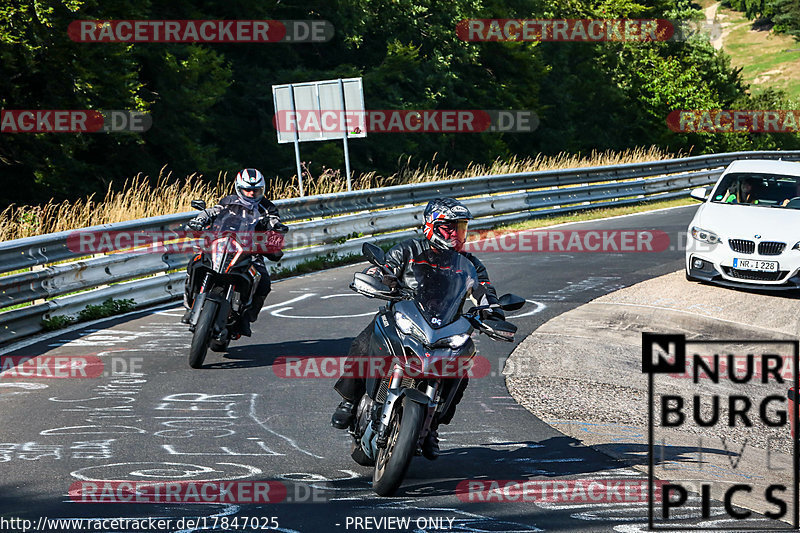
[271,307,375,319]
[41,425,146,436]
[70,461,261,481]
[262,293,316,310]
[0,382,48,390]
[248,395,324,459]
[320,293,362,299]
[506,300,547,319]
[588,301,791,335]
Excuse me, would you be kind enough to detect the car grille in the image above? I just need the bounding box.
[722,267,786,282]
[728,239,755,254]
[758,241,786,255]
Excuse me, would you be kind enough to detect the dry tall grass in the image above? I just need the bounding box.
[1,146,679,241]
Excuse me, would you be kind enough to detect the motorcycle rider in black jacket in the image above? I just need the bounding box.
[331,197,504,459]
[182,168,287,337]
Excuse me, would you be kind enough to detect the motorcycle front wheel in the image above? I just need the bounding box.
[372,396,425,496]
[188,300,218,368]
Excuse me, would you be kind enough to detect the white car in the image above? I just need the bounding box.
[686,159,800,290]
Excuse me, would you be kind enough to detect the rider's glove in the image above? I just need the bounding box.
[272,222,289,234]
[187,216,208,231]
[363,266,399,290]
[480,305,505,321]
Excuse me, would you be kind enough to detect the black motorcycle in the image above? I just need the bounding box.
[184,200,285,368]
[348,242,525,496]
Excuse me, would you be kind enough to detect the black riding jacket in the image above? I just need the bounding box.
[380,238,500,308]
[199,195,281,231]
[195,195,283,262]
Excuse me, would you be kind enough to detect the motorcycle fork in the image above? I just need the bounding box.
[213,285,235,340]
[419,381,439,442]
[376,365,404,448]
[188,272,211,328]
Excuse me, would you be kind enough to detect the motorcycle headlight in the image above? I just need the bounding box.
[394,312,426,341]
[210,237,244,272]
[690,226,722,245]
[211,239,227,271]
[430,333,472,350]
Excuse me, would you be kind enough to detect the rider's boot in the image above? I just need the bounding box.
[181,292,192,324]
[421,427,440,460]
[331,400,357,429]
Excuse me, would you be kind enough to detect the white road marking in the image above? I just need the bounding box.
[248,395,324,459]
[0,382,49,390]
[271,308,375,319]
[262,293,316,310]
[506,300,547,318]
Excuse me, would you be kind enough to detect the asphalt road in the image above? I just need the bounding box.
[1,205,736,533]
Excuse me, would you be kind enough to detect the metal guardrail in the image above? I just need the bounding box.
[2,150,799,345]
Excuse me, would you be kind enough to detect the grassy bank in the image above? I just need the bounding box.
[712,2,800,102]
[0,146,678,241]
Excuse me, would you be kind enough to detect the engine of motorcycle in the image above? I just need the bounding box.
[354,394,374,438]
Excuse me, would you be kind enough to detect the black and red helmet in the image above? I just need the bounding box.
[422,198,472,252]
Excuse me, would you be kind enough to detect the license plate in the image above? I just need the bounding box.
[732,258,778,272]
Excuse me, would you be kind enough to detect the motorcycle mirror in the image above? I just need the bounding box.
[362,242,386,267]
[498,293,526,311]
[191,199,207,211]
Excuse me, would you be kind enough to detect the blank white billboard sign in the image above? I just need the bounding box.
[273,78,366,144]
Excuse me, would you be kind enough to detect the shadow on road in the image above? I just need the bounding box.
[320,435,740,499]
[201,337,354,369]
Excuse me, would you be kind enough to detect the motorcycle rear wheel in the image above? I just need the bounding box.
[372,397,425,496]
[188,300,218,368]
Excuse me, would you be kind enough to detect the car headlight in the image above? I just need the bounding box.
[394,312,426,341]
[690,226,722,245]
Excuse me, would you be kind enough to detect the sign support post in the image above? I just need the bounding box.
[339,78,352,191]
[287,84,305,197]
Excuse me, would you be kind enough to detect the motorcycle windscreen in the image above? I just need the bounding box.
[210,203,260,235]
[411,250,474,328]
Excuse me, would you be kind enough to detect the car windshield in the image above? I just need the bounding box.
[710,172,800,208]
[411,249,477,328]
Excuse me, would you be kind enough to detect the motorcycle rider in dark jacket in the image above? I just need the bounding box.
[331,197,504,459]
[182,168,287,337]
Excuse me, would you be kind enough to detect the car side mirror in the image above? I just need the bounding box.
[191,199,207,210]
[498,293,525,311]
[689,187,708,202]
